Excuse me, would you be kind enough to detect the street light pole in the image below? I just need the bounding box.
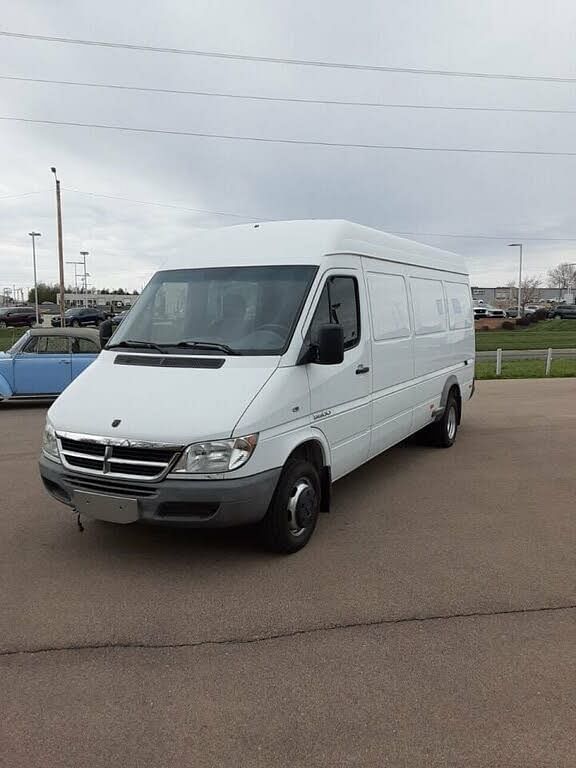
[509,243,523,317]
[50,167,66,325]
[28,231,41,325]
[66,260,83,305]
[80,251,89,306]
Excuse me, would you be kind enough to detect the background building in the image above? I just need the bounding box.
[60,293,139,310]
[471,286,571,305]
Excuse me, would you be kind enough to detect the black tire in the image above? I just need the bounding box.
[258,459,321,554]
[554,314,562,320]
[426,391,459,448]
[72,319,80,327]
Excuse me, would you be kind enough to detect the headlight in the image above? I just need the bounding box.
[42,420,60,461]
[174,434,258,474]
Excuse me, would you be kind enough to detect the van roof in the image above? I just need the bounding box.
[160,220,468,276]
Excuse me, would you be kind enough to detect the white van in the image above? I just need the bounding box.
[40,220,475,553]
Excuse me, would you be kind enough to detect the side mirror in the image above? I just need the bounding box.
[99,318,114,348]
[316,324,344,365]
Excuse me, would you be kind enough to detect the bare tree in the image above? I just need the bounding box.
[547,262,576,290]
[521,276,541,307]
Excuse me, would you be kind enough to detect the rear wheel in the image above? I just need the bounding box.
[71,319,80,327]
[258,459,321,554]
[427,391,459,448]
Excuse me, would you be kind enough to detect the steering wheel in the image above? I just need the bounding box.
[257,324,289,336]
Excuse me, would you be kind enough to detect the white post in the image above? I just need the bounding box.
[496,348,502,377]
[545,348,553,377]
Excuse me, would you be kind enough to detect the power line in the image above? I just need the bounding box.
[2,183,576,242]
[0,189,47,200]
[2,74,576,115]
[51,190,576,241]
[62,188,260,220]
[1,29,575,84]
[2,115,576,156]
[389,230,576,242]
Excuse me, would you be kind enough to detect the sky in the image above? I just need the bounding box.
[1,0,575,297]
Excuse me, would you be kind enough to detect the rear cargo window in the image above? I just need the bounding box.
[445,282,473,330]
[367,273,411,341]
[411,278,447,335]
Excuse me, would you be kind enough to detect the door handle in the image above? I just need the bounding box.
[58,360,71,364]
[356,365,370,375]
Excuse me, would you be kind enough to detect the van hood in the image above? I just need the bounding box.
[49,351,279,444]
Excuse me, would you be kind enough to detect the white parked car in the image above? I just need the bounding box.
[40,220,475,553]
[474,304,505,319]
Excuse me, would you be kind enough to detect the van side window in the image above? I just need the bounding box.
[308,276,360,350]
[411,278,446,335]
[445,282,473,330]
[367,273,411,340]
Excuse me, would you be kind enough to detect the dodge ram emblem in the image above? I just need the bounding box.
[111,419,121,428]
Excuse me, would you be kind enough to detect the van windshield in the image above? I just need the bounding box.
[109,265,318,355]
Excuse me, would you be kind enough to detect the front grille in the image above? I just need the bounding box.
[64,474,158,498]
[58,435,182,480]
[61,438,104,457]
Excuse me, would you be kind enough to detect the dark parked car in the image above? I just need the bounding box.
[0,306,42,328]
[549,304,576,319]
[51,307,110,328]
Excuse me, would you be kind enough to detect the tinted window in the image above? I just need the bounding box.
[367,273,411,341]
[73,337,99,353]
[411,278,447,335]
[111,266,318,355]
[308,276,360,350]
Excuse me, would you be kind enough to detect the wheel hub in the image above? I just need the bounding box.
[287,479,317,536]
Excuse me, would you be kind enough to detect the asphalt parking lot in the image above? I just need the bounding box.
[2,379,576,767]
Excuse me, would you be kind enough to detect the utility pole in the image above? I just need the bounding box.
[80,251,89,306]
[51,167,66,325]
[508,243,523,317]
[28,231,41,324]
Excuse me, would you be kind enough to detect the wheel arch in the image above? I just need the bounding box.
[439,376,462,423]
[283,435,332,514]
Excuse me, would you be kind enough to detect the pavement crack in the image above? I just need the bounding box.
[2,601,576,659]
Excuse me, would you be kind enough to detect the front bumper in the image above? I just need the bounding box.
[39,455,281,528]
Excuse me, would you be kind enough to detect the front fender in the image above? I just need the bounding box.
[0,373,13,399]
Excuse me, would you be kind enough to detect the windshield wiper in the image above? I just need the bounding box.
[106,340,168,353]
[170,340,239,355]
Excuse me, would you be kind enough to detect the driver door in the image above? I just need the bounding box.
[13,334,72,395]
[305,267,372,480]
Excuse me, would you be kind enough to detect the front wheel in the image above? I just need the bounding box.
[258,459,321,554]
[71,319,80,327]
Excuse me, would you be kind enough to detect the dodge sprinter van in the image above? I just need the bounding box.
[40,221,475,553]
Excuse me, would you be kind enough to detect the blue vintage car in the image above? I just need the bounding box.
[0,328,100,401]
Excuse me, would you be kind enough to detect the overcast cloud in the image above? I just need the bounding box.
[1,0,575,295]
